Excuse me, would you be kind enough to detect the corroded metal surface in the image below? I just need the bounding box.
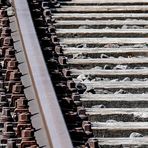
[9,0,148,148]
[14,0,73,148]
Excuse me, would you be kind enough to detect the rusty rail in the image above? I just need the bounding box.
[13,0,73,147]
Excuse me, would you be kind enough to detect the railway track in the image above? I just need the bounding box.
[3,0,148,148]
[25,0,148,147]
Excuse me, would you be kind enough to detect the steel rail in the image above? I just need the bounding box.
[13,0,73,147]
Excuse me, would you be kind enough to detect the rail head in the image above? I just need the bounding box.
[13,0,73,148]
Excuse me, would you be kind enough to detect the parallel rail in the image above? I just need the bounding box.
[5,0,148,148]
[13,0,73,148]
